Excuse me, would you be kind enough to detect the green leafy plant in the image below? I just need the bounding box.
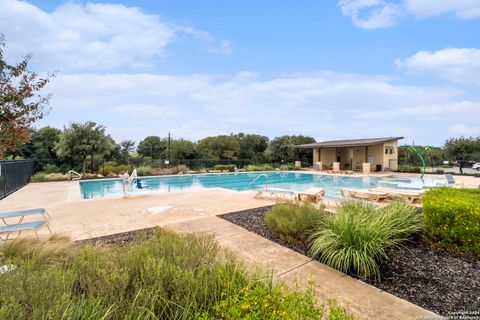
[265,203,325,246]
[245,164,276,171]
[0,229,330,319]
[310,201,421,280]
[423,188,480,255]
[213,164,236,172]
[30,172,69,182]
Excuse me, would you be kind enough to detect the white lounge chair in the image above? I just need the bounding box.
[0,208,52,241]
[444,174,464,187]
[370,188,424,204]
[255,187,298,200]
[340,188,389,202]
[297,188,326,202]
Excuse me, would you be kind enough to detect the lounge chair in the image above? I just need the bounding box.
[255,187,298,200]
[0,220,52,241]
[297,188,326,202]
[372,188,424,204]
[0,208,52,241]
[340,188,389,202]
[444,174,464,187]
[0,208,50,225]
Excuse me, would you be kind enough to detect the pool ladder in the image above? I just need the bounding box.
[68,170,82,181]
[249,173,269,191]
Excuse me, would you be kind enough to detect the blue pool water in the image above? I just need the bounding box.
[79,172,388,200]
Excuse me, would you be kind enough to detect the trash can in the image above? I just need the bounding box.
[375,164,382,172]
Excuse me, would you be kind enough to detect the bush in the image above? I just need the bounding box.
[213,164,236,172]
[423,188,480,255]
[397,165,421,173]
[0,229,331,319]
[310,201,421,280]
[135,165,154,176]
[100,164,130,176]
[42,164,66,174]
[265,203,325,246]
[31,172,69,182]
[245,164,276,171]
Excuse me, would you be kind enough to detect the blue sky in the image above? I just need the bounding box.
[1,0,480,146]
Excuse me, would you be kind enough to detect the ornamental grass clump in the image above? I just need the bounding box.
[0,229,339,319]
[310,201,421,280]
[265,203,325,246]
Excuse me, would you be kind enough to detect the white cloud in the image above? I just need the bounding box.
[357,101,480,119]
[448,124,480,136]
[338,0,480,29]
[338,0,403,29]
[396,48,480,85]
[0,0,231,71]
[38,70,472,144]
[405,0,480,19]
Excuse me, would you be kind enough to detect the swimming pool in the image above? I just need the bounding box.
[79,172,388,200]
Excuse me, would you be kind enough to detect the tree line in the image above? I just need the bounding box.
[7,121,316,173]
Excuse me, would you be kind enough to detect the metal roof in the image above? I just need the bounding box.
[296,137,404,148]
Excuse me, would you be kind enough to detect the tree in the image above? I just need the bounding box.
[31,126,62,170]
[444,136,480,173]
[264,135,316,163]
[137,136,165,159]
[0,35,53,157]
[236,133,269,161]
[169,138,198,160]
[119,140,135,164]
[56,122,115,173]
[197,135,240,160]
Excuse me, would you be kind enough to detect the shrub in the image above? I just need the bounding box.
[31,172,69,182]
[213,164,236,172]
[310,201,421,280]
[423,188,480,255]
[245,164,276,171]
[100,164,130,176]
[397,165,421,173]
[135,165,154,176]
[0,229,330,319]
[265,203,325,246]
[42,164,65,174]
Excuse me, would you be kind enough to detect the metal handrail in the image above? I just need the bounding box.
[68,170,82,181]
[249,173,269,190]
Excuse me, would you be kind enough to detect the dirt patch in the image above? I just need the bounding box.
[219,206,480,316]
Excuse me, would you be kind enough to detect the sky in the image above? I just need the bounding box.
[1,0,480,146]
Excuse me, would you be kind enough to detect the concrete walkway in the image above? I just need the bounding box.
[166,216,440,320]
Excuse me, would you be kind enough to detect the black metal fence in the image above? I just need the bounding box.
[0,160,35,199]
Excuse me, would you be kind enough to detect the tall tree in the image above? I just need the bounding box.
[169,138,198,160]
[31,126,62,170]
[137,136,165,159]
[264,135,316,163]
[0,35,53,157]
[119,140,135,164]
[236,133,269,161]
[56,122,115,173]
[197,135,240,160]
[444,136,480,173]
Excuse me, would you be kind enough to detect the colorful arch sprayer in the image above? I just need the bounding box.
[408,146,430,179]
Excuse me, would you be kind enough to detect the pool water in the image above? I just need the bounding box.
[79,172,387,200]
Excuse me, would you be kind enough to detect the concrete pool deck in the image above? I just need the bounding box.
[0,181,275,239]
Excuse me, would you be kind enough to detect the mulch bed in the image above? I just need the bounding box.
[219,206,480,316]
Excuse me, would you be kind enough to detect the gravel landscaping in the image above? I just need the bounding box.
[219,205,480,316]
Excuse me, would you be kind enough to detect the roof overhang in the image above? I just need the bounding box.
[296,137,404,149]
